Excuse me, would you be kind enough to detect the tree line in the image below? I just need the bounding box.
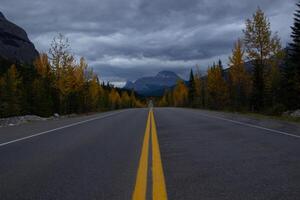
[0,34,144,117]
[159,6,300,115]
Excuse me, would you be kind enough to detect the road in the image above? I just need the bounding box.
[0,108,300,199]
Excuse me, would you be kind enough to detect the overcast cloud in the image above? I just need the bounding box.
[1,0,297,86]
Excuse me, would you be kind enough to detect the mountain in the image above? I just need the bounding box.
[0,12,39,64]
[124,71,182,96]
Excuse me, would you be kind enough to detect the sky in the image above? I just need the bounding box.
[1,0,297,87]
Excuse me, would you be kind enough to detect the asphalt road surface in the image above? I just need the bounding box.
[0,108,300,200]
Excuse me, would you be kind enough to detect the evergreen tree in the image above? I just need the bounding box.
[31,54,54,116]
[282,49,298,109]
[130,90,137,108]
[86,76,100,111]
[263,47,285,113]
[188,69,196,106]
[264,63,282,112]
[218,59,224,78]
[290,2,300,67]
[0,65,22,117]
[194,68,203,108]
[287,2,300,109]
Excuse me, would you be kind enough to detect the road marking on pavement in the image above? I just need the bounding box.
[198,112,300,139]
[151,110,168,200]
[132,109,168,200]
[132,111,151,200]
[0,110,127,148]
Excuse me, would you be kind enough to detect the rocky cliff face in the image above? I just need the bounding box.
[0,12,39,64]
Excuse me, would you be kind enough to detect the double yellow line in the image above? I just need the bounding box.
[132,109,168,200]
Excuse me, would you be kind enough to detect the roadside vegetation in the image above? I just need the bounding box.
[1,5,300,119]
[158,5,300,117]
[0,34,145,118]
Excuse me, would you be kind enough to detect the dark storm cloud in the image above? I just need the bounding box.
[1,0,296,85]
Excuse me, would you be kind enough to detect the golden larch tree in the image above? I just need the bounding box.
[207,65,229,109]
[173,80,188,107]
[228,40,251,110]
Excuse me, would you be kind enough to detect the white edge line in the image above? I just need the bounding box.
[197,112,300,139]
[0,110,126,147]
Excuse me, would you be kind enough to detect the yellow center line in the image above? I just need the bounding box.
[151,110,168,200]
[132,109,168,200]
[132,111,151,200]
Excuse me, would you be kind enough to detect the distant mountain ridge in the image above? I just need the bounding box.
[0,11,39,64]
[124,62,260,97]
[124,71,182,96]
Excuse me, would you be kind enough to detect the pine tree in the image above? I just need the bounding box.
[290,3,300,67]
[130,90,137,108]
[243,8,281,111]
[286,2,300,109]
[218,59,224,78]
[31,54,54,116]
[194,68,204,108]
[264,63,282,111]
[188,69,196,106]
[282,49,298,109]
[0,65,22,117]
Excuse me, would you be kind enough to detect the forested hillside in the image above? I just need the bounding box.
[0,34,145,117]
[158,6,300,115]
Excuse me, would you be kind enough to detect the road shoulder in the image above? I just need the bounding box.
[178,108,300,137]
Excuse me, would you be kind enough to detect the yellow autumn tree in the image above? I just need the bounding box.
[98,84,109,109]
[74,57,87,92]
[244,8,282,111]
[120,91,131,108]
[173,80,188,107]
[49,33,76,113]
[194,67,205,108]
[207,65,229,109]
[158,91,169,107]
[109,88,121,109]
[86,75,101,111]
[34,53,52,78]
[135,99,145,108]
[228,40,251,110]
[0,71,7,116]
